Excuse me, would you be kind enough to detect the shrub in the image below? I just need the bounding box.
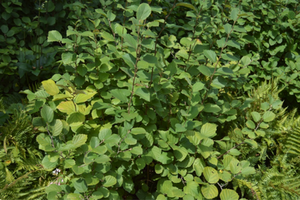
[3,0,300,199]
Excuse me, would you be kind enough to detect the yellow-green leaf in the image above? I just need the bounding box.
[203,167,219,184]
[220,189,239,200]
[53,93,73,101]
[74,92,97,104]
[57,101,76,114]
[201,184,218,199]
[42,79,59,96]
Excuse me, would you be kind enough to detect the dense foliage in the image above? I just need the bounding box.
[1,0,300,199]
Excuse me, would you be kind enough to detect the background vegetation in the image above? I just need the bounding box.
[1,0,300,199]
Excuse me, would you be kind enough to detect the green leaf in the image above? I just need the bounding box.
[135,88,150,102]
[288,11,295,19]
[48,30,62,42]
[104,134,121,146]
[122,112,138,121]
[200,123,217,138]
[193,158,205,176]
[64,159,75,168]
[99,127,112,140]
[95,155,111,163]
[245,139,258,148]
[251,112,261,122]
[229,149,241,156]
[230,8,239,21]
[57,101,76,114]
[183,194,194,200]
[62,52,74,65]
[203,167,219,184]
[49,119,63,136]
[175,123,186,132]
[241,56,251,66]
[201,185,218,199]
[131,146,143,155]
[241,167,256,176]
[143,54,158,66]
[211,76,227,88]
[93,145,107,154]
[124,34,138,49]
[72,134,87,148]
[1,25,8,34]
[192,82,205,92]
[137,3,151,21]
[176,3,197,12]
[220,189,239,200]
[110,89,130,102]
[263,111,275,122]
[45,184,62,194]
[103,175,117,187]
[41,105,54,123]
[42,79,59,96]
[66,193,83,200]
[74,178,88,193]
[203,50,217,63]
[131,127,147,135]
[184,181,200,197]
[101,31,115,41]
[246,120,256,129]
[125,137,137,145]
[173,146,188,162]
[122,53,136,69]
[42,155,57,170]
[217,38,226,48]
[67,112,85,125]
[219,171,232,182]
[203,103,221,113]
[198,65,212,76]
[157,194,167,200]
[261,102,270,111]
[224,23,232,34]
[107,10,116,21]
[74,92,96,104]
[272,100,282,109]
[227,39,240,49]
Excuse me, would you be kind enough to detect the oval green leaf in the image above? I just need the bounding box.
[47,30,62,42]
[200,123,217,138]
[41,105,54,123]
[49,119,63,136]
[220,189,239,200]
[176,3,197,12]
[203,50,217,63]
[57,101,76,114]
[137,3,151,21]
[246,120,256,129]
[201,184,218,199]
[74,92,96,104]
[124,34,138,50]
[203,167,219,184]
[72,134,87,148]
[42,79,59,96]
[263,111,275,122]
[251,111,261,122]
[103,175,117,187]
[67,112,85,125]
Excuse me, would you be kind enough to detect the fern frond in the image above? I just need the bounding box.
[236,179,262,200]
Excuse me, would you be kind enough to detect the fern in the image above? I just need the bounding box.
[235,179,262,200]
[0,104,50,200]
[0,170,50,200]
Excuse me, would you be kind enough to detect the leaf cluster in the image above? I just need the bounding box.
[2,0,300,199]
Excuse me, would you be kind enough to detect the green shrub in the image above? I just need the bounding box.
[0,0,299,199]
